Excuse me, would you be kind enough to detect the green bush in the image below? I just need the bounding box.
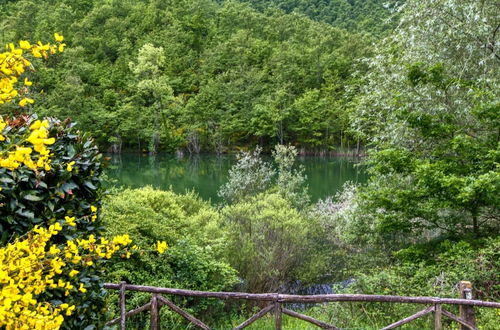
[103,187,226,249]
[222,192,318,293]
[0,116,103,243]
[0,115,107,329]
[325,237,500,328]
[102,187,238,326]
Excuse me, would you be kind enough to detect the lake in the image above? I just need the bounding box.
[105,154,367,202]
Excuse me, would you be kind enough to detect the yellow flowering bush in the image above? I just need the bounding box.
[0,34,65,107]
[0,113,109,330]
[0,37,167,329]
[0,117,54,171]
[0,224,132,329]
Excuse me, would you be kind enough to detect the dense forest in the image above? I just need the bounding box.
[224,0,401,33]
[1,0,499,328]
[0,0,397,154]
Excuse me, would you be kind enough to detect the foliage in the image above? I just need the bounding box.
[219,144,309,207]
[103,187,226,249]
[0,0,377,153]
[0,112,132,328]
[350,0,500,241]
[0,224,132,329]
[128,43,175,154]
[218,146,275,203]
[273,144,309,208]
[350,237,500,300]
[222,192,322,293]
[0,116,103,244]
[0,35,65,108]
[226,0,402,34]
[309,182,362,251]
[321,237,500,328]
[102,187,238,325]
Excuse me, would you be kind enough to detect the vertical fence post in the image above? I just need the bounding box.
[150,293,160,330]
[459,281,476,330]
[274,294,282,330]
[434,304,442,330]
[119,281,126,330]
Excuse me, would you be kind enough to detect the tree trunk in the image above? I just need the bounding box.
[472,214,479,238]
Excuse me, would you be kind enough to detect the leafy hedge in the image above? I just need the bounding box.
[102,187,238,326]
[327,237,500,329]
[0,115,109,329]
[1,115,103,243]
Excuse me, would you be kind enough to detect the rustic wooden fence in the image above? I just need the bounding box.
[104,281,500,330]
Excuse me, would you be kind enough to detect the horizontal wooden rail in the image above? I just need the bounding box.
[103,283,500,308]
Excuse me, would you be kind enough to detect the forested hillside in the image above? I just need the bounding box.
[0,0,391,153]
[224,0,402,34]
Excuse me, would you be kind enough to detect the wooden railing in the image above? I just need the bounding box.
[104,281,500,330]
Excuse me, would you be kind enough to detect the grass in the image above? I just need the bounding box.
[107,301,500,329]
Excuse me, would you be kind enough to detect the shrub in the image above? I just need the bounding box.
[218,146,275,203]
[325,237,500,328]
[0,224,132,329]
[218,145,310,208]
[222,192,314,293]
[102,187,238,325]
[0,36,131,329]
[273,144,309,209]
[0,116,103,243]
[0,114,125,329]
[102,187,225,249]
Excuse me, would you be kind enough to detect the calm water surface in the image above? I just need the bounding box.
[106,154,367,202]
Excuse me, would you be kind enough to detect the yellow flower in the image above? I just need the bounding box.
[24,77,32,86]
[54,33,64,42]
[90,205,97,213]
[65,305,75,316]
[30,119,49,131]
[156,241,168,254]
[68,270,79,278]
[0,219,133,327]
[29,120,42,130]
[19,97,35,107]
[64,216,76,227]
[78,283,87,293]
[19,40,31,50]
[66,161,75,172]
[43,137,55,145]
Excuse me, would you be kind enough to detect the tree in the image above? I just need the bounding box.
[352,0,500,240]
[129,43,175,153]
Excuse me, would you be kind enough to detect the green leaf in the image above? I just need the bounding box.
[23,194,44,201]
[62,182,79,193]
[84,181,97,190]
[36,181,48,189]
[0,177,14,184]
[16,209,35,219]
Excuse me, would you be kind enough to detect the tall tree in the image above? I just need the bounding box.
[353,0,500,240]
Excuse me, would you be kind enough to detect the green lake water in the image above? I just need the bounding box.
[106,154,367,202]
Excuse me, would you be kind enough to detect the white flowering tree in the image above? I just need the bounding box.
[351,0,499,240]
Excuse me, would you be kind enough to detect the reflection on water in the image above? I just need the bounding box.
[105,154,367,202]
